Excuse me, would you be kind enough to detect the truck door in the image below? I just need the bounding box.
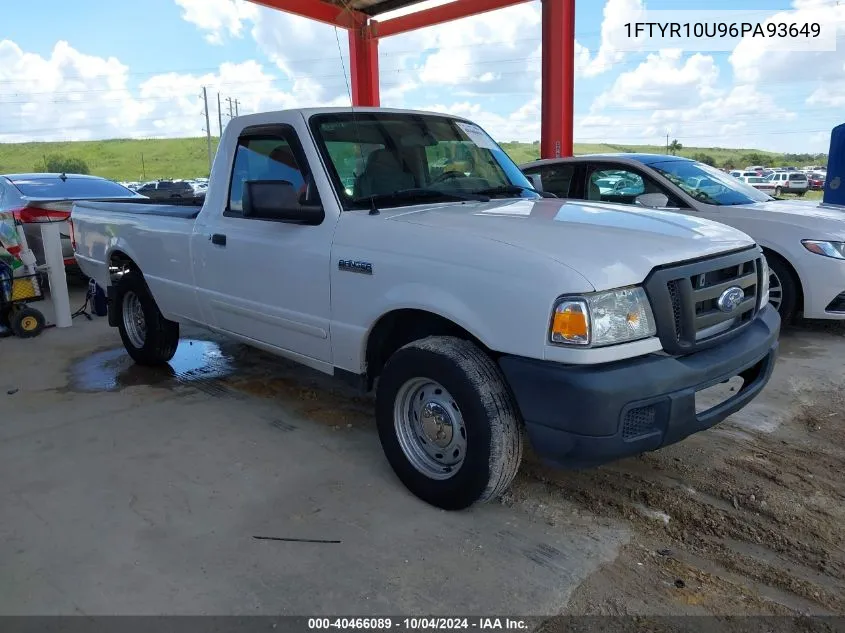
[191,122,334,364]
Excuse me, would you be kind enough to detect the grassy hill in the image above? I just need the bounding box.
[0,136,820,182]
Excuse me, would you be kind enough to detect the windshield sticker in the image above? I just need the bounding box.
[456,122,497,150]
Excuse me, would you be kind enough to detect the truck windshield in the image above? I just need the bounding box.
[649,160,773,205]
[309,112,539,210]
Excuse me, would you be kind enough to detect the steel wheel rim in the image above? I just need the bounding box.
[394,377,467,480]
[768,270,783,312]
[122,291,146,348]
[21,316,38,331]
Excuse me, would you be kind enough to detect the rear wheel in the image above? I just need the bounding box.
[376,336,523,510]
[797,190,806,197]
[775,186,783,196]
[114,271,179,365]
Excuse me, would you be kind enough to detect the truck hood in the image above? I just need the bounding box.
[385,198,755,290]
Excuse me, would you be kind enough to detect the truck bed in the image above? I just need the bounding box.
[71,199,201,323]
[75,199,203,219]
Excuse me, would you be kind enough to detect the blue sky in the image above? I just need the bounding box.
[1,0,843,152]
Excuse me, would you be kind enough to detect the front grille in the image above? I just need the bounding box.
[667,280,683,341]
[644,248,762,355]
[622,406,657,440]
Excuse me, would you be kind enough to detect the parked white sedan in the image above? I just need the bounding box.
[521,154,845,323]
[741,175,778,195]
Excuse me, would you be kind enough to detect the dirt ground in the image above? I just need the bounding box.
[7,284,845,619]
[506,320,845,620]
[159,321,845,619]
[157,319,845,619]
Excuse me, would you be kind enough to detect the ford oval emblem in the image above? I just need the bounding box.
[717,286,745,313]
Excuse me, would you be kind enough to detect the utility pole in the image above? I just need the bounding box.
[202,87,212,174]
[227,97,234,120]
[217,92,223,137]
[140,153,146,180]
[666,132,670,155]
[234,99,240,117]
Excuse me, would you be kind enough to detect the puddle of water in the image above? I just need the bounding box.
[68,337,376,427]
[69,339,235,393]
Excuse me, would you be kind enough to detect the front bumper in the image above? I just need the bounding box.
[499,304,780,468]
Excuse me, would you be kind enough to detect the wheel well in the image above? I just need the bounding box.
[108,251,139,285]
[762,247,803,312]
[364,309,490,390]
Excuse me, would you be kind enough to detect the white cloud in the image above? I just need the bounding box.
[580,47,811,151]
[807,84,845,107]
[583,0,646,77]
[173,0,589,106]
[0,39,324,143]
[591,49,720,111]
[173,0,258,44]
[0,39,142,142]
[729,0,845,84]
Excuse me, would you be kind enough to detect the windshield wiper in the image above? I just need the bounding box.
[473,184,556,198]
[352,188,490,209]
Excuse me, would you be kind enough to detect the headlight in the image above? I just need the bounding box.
[801,240,845,260]
[550,286,657,347]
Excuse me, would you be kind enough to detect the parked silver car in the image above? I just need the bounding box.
[0,173,142,272]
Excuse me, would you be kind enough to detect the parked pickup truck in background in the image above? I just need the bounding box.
[71,107,780,509]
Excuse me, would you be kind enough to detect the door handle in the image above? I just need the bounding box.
[210,233,227,246]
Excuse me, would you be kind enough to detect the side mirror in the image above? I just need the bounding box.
[242,180,324,225]
[525,173,543,192]
[635,192,670,208]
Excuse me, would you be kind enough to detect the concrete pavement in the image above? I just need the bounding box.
[1,288,629,615]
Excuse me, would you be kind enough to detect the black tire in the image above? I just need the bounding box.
[376,336,523,510]
[797,191,806,197]
[10,307,45,338]
[774,186,782,196]
[114,271,180,365]
[766,252,799,325]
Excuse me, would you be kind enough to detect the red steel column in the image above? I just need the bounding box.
[541,0,575,158]
[349,27,380,107]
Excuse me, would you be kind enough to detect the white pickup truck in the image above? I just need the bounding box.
[71,107,780,510]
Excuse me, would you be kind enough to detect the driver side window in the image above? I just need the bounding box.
[227,129,309,215]
[585,165,680,207]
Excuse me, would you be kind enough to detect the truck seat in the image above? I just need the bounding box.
[356,149,415,198]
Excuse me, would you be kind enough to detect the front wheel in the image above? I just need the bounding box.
[766,253,798,324]
[376,336,523,510]
[114,271,180,365]
[774,186,783,196]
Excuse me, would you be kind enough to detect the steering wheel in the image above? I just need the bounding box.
[431,170,467,185]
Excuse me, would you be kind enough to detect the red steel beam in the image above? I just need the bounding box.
[541,0,575,158]
[370,0,532,39]
[349,27,380,106]
[247,0,366,28]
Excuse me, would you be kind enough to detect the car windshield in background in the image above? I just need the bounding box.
[309,112,537,210]
[650,160,773,205]
[11,176,136,198]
